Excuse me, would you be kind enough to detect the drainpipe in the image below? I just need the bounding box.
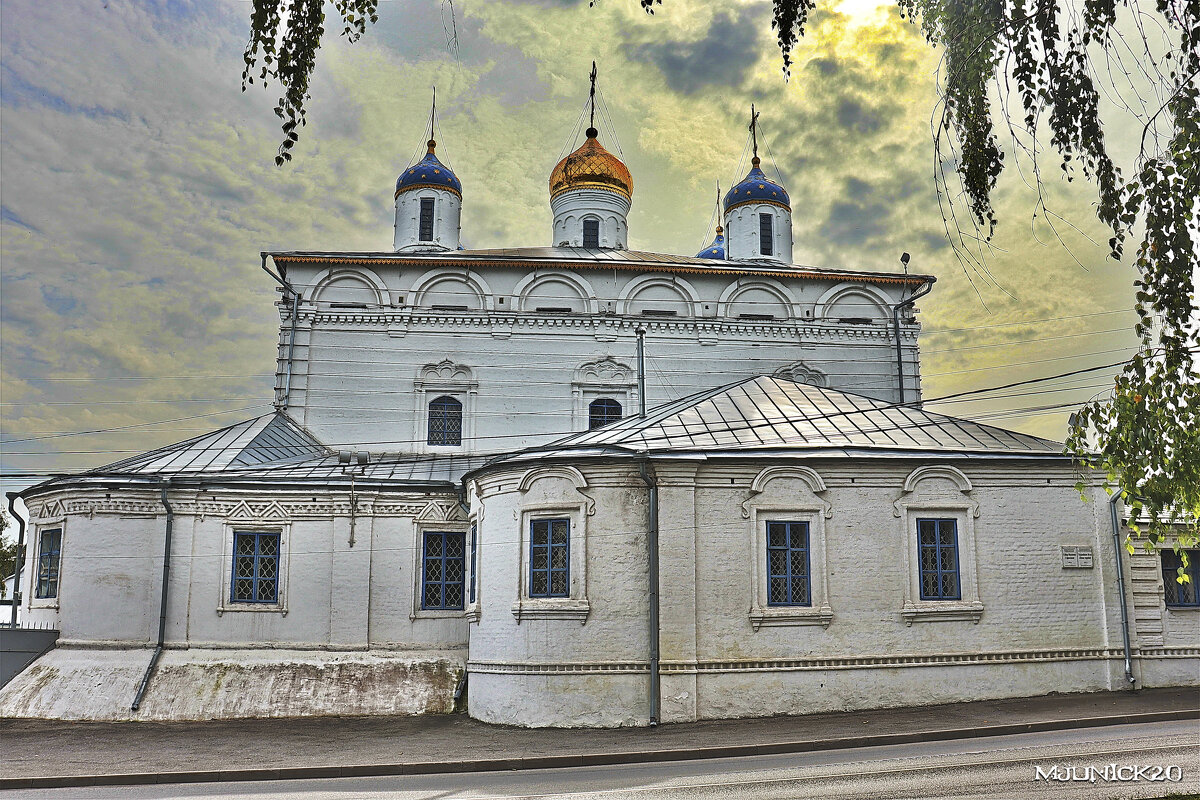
[1108,492,1136,686]
[636,327,647,418]
[638,457,660,727]
[892,281,933,405]
[261,252,300,410]
[132,480,174,711]
[6,492,26,627]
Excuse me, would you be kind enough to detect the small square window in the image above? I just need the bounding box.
[35,528,62,599]
[1161,548,1200,608]
[766,521,810,606]
[422,530,466,610]
[917,518,961,601]
[529,518,569,598]
[230,531,280,604]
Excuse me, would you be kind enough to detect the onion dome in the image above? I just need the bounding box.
[549,127,633,201]
[395,140,462,199]
[696,225,726,259]
[723,157,789,213]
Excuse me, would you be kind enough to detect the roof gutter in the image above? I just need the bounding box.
[261,252,300,411]
[6,493,26,627]
[132,479,174,712]
[893,280,934,405]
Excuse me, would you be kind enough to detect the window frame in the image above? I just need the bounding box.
[34,527,63,600]
[420,529,467,611]
[413,362,477,454]
[582,216,601,248]
[513,499,591,623]
[229,530,282,605]
[410,520,470,620]
[418,196,435,242]
[1160,548,1200,609]
[916,518,962,601]
[528,518,571,598]
[765,521,811,607]
[587,398,623,430]
[217,522,290,615]
[427,394,464,447]
[759,212,774,256]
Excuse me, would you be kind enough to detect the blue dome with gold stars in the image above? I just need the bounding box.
[723,157,789,213]
[695,226,726,259]
[395,140,462,199]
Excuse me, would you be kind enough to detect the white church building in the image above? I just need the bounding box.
[2,100,1196,726]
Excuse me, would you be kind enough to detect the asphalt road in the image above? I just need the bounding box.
[8,720,1198,800]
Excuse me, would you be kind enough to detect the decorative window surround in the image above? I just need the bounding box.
[217,521,290,616]
[571,357,636,430]
[742,466,833,629]
[512,467,594,624]
[894,466,984,625]
[413,360,477,454]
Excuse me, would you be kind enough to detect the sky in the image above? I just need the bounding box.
[0,0,1145,495]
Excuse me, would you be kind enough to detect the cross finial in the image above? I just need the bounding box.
[749,104,760,161]
[588,61,598,136]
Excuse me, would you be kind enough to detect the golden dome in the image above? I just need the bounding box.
[549,128,633,201]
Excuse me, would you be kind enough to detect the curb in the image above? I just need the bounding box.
[2,708,1196,790]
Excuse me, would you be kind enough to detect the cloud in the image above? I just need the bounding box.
[623,5,767,95]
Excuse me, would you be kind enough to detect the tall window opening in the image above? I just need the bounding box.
[588,398,622,429]
[766,521,810,606]
[1162,549,1200,607]
[759,213,773,256]
[427,395,463,446]
[529,518,570,598]
[422,530,466,610]
[419,197,435,242]
[917,518,961,600]
[468,523,478,605]
[582,218,600,248]
[231,531,280,603]
[35,528,62,599]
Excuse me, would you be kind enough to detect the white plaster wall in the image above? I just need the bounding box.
[395,188,461,251]
[724,203,793,263]
[550,189,630,248]
[278,261,921,454]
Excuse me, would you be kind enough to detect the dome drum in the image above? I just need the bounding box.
[549,130,633,248]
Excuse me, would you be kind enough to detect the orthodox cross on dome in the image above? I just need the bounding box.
[426,87,437,150]
[749,104,761,161]
[588,61,598,138]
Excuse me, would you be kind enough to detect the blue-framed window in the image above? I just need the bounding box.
[1161,549,1199,608]
[231,531,280,604]
[35,528,62,599]
[427,395,463,446]
[766,521,810,606]
[918,518,960,601]
[468,523,478,605]
[422,531,466,610]
[588,398,622,430]
[529,518,569,598]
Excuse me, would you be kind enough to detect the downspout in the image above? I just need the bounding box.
[261,252,300,411]
[1108,493,1136,686]
[132,480,174,712]
[892,281,933,405]
[638,457,660,727]
[6,492,26,627]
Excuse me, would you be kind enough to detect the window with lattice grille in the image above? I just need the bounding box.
[588,398,622,430]
[35,528,62,599]
[230,531,280,604]
[766,521,810,606]
[422,530,466,610]
[529,518,570,598]
[419,197,435,241]
[583,218,600,248]
[1161,548,1200,608]
[427,395,463,446]
[917,518,960,601]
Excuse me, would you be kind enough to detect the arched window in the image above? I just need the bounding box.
[583,218,600,249]
[588,398,622,430]
[428,395,463,446]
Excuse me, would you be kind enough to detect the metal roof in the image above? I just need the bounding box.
[530,376,1065,457]
[269,247,932,288]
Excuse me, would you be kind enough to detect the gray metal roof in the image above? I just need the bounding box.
[532,376,1064,457]
[269,247,932,288]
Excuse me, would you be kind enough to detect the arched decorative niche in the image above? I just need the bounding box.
[307,267,390,308]
[772,361,828,388]
[408,268,494,311]
[813,283,892,325]
[513,271,597,314]
[618,275,700,318]
[718,279,795,321]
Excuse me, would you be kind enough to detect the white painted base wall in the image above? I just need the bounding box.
[0,647,464,721]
